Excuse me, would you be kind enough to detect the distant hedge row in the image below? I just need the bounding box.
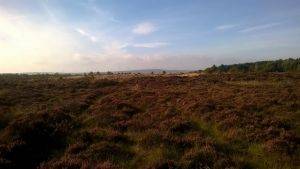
[204,58,300,73]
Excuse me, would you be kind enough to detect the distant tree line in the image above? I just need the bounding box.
[204,58,300,73]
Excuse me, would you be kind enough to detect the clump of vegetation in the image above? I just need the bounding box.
[0,111,76,169]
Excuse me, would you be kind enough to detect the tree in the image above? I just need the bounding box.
[203,58,299,73]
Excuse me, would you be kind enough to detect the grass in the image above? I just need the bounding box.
[190,116,225,143]
[246,144,296,169]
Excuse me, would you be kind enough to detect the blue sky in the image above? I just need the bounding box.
[0,0,300,72]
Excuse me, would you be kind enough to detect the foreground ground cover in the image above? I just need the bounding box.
[0,73,299,169]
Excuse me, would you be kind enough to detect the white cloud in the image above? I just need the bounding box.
[90,36,98,42]
[132,42,169,48]
[102,41,129,56]
[0,9,77,73]
[76,28,88,36]
[132,22,156,35]
[239,22,281,33]
[75,28,98,42]
[216,24,237,30]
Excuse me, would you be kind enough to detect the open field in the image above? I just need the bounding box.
[0,73,299,169]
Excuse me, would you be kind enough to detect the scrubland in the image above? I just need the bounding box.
[0,73,299,169]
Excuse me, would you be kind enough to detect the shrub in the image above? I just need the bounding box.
[84,141,134,162]
[181,146,217,169]
[0,111,76,169]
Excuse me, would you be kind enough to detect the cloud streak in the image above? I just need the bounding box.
[132,42,169,48]
[216,24,237,31]
[132,22,156,35]
[75,28,98,42]
[239,22,281,33]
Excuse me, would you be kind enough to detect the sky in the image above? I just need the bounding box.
[0,0,300,73]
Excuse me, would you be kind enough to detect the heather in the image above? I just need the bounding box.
[0,73,299,169]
